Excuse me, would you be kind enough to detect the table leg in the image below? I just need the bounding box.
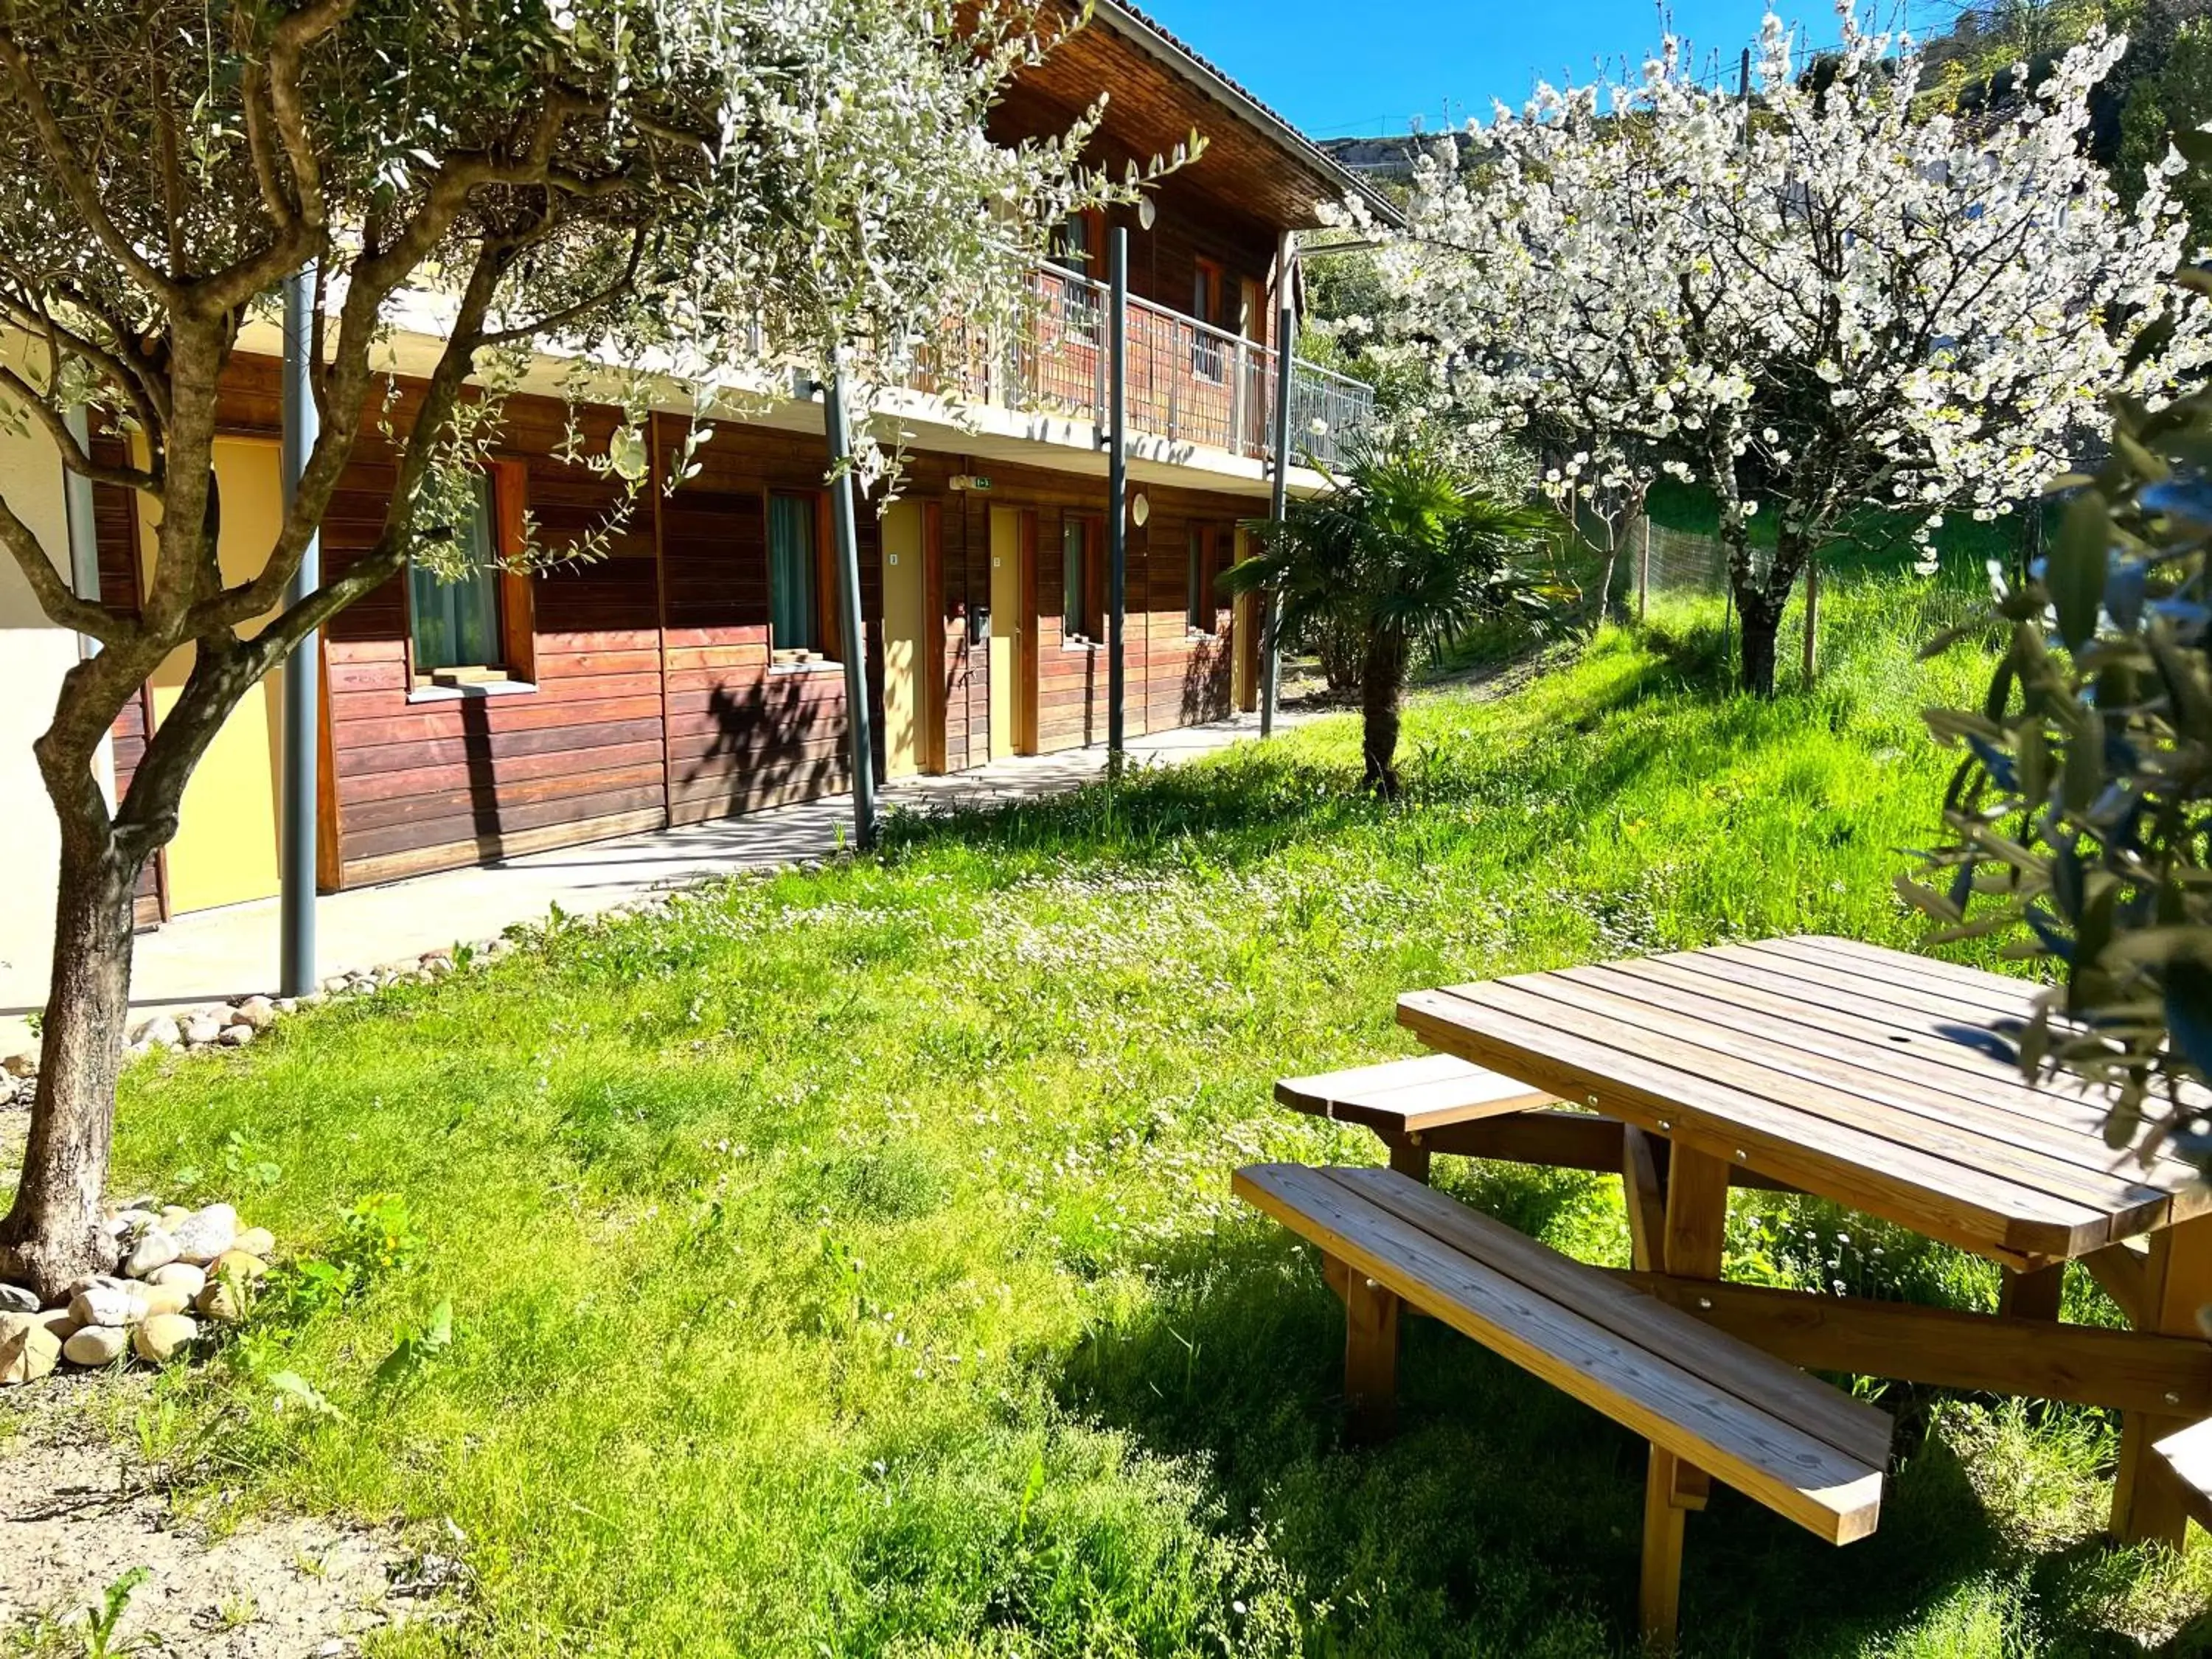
[1639,1144,1731,1649]
[1999,1262,2065,1324]
[2112,1215,2212,1548]
[1385,1131,1431,1184]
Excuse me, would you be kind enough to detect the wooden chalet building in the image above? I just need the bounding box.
[0,2,1391,947]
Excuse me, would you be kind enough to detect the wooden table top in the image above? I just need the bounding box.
[1398,935,2208,1267]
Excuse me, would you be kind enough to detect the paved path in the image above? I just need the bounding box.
[0,712,1301,1051]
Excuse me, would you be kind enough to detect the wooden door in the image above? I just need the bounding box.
[880,500,928,778]
[987,505,1034,759]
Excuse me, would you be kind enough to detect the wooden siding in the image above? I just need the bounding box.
[193,353,1252,891]
[87,437,164,928]
[304,378,666,887]
[944,462,1240,759]
[656,418,887,826]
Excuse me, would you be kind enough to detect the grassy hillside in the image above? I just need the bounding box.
[55,563,2212,1656]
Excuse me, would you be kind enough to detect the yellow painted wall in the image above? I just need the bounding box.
[988,507,1023,760]
[0,387,90,1020]
[880,501,925,778]
[142,436,287,915]
[1230,525,1257,712]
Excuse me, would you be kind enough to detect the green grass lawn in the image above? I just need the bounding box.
[70,569,2212,1655]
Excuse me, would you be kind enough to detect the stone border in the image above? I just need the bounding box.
[0,866,855,1102]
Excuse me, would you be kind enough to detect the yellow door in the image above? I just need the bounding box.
[988,506,1023,760]
[881,501,925,778]
[147,436,285,914]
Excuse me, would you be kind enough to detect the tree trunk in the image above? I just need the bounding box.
[1360,629,1407,799]
[1,830,141,1301]
[1737,588,1787,699]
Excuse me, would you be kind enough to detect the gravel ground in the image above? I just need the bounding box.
[0,1331,437,1657]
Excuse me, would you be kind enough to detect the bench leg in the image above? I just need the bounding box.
[2112,1217,2212,1548]
[1343,1270,1400,1444]
[1638,1447,1689,1652]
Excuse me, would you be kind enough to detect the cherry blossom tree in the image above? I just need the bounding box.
[0,0,1119,1300]
[1355,8,2212,694]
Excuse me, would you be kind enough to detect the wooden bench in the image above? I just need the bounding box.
[2152,1416,2212,1538]
[1235,1162,1891,1649]
[1276,1055,1554,1180]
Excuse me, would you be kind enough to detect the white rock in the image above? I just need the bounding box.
[146,1262,206,1297]
[132,1015,181,1047]
[32,1310,76,1343]
[67,1285,147,1328]
[139,1282,192,1318]
[170,1203,237,1265]
[131,1313,197,1364]
[218,1024,255,1048]
[0,1313,60,1383]
[233,1227,275,1259]
[181,1015,223,1046]
[1,1047,38,1078]
[62,1325,128,1366]
[0,1284,37,1315]
[296,992,327,1009]
[66,1273,131,1298]
[115,1208,158,1234]
[234,995,279,1032]
[124,1230,179,1278]
[272,998,299,1015]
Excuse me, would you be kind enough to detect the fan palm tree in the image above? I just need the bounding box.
[1228,439,1559,797]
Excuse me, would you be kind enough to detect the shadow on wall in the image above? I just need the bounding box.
[1177,637,1226,730]
[681,674,849,824]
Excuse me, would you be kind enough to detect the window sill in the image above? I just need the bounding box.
[1062,638,1105,653]
[406,678,538,704]
[769,659,845,675]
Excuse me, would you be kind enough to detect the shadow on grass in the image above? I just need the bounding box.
[1053,1205,2176,1658]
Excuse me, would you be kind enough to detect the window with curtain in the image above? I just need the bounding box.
[1186,525,1220,636]
[769,492,822,655]
[1062,514,1102,643]
[408,476,503,675]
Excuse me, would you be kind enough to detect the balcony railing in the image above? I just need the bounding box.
[911,265,1376,471]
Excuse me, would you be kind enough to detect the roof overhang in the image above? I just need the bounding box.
[1083,1,1404,232]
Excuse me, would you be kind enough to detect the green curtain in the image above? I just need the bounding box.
[770,494,818,652]
[1062,516,1085,639]
[409,481,501,671]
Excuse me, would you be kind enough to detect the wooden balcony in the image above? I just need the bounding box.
[913,264,1375,470]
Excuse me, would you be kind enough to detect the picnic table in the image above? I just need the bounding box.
[1239,935,2212,1648]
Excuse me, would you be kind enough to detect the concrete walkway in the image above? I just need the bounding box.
[0,712,1302,1051]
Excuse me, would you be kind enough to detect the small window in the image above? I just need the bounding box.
[408,476,504,677]
[769,491,824,658]
[1061,514,1104,644]
[1191,258,1225,382]
[1186,525,1222,636]
[1055,210,1096,276]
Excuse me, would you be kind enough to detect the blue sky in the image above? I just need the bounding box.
[1145,1,1939,139]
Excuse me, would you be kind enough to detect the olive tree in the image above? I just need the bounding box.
[1905,250,2212,1170]
[1354,14,2212,694]
[0,0,1115,1299]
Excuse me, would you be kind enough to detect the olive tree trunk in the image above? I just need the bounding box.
[1360,627,1409,799]
[1,781,146,1297]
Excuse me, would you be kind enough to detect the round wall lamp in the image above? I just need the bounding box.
[1137,195,1157,232]
[1130,492,1150,527]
